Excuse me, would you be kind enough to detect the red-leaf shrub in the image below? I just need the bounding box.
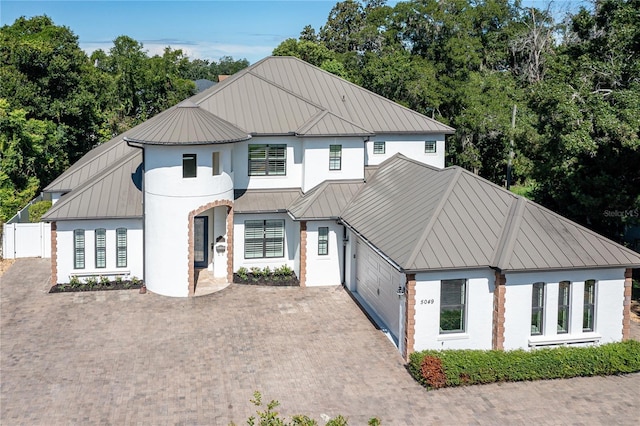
[420,355,447,389]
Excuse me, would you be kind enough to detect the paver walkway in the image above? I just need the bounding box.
[1,258,638,425]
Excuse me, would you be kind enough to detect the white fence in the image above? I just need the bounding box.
[2,222,51,259]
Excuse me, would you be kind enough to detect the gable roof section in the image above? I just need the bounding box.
[123,100,250,145]
[295,110,374,137]
[195,56,454,136]
[288,180,364,219]
[341,155,640,272]
[42,151,143,221]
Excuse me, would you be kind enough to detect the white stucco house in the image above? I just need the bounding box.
[42,56,640,359]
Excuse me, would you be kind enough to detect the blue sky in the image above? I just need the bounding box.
[1,0,588,64]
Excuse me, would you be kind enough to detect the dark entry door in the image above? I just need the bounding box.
[194,216,208,268]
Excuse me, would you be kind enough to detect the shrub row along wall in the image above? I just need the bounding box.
[408,340,640,389]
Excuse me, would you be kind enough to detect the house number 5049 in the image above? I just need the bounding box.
[420,299,435,305]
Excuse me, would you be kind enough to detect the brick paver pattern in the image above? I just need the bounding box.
[1,259,638,425]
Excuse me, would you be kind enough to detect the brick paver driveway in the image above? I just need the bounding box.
[1,259,638,425]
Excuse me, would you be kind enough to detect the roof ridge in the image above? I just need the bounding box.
[405,167,464,268]
[277,56,455,133]
[193,58,269,105]
[492,197,526,270]
[295,110,329,134]
[295,109,374,136]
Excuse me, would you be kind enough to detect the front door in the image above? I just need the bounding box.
[194,216,208,268]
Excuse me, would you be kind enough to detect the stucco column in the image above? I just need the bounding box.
[50,221,57,287]
[623,268,632,341]
[404,274,416,361]
[226,206,234,284]
[299,221,307,287]
[492,272,506,350]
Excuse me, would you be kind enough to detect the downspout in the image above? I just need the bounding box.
[126,140,146,285]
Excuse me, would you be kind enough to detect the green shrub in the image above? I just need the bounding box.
[237,267,249,281]
[408,340,640,389]
[85,276,97,289]
[262,266,272,277]
[275,264,293,277]
[69,275,81,288]
[28,200,52,223]
[99,275,111,286]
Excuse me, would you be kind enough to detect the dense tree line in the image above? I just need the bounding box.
[0,16,248,221]
[273,0,640,244]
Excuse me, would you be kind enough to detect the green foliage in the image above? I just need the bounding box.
[409,341,640,389]
[232,391,357,426]
[28,200,52,222]
[237,267,249,281]
[69,275,81,288]
[85,276,97,289]
[274,265,294,277]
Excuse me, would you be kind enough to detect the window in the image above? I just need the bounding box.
[557,281,570,334]
[74,229,85,269]
[183,154,197,178]
[318,227,329,255]
[212,152,220,176]
[440,279,466,333]
[248,144,286,176]
[425,141,436,153]
[373,141,385,154]
[116,228,127,268]
[244,220,285,259]
[95,228,106,269]
[329,145,342,170]
[583,280,596,332]
[531,282,545,335]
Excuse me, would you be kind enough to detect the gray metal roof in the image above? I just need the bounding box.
[295,111,374,137]
[123,100,250,145]
[342,154,640,272]
[289,180,364,219]
[195,56,454,136]
[233,188,302,213]
[42,151,143,221]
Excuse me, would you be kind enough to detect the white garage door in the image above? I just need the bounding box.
[355,238,404,342]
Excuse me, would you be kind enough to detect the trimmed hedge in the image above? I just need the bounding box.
[408,340,640,389]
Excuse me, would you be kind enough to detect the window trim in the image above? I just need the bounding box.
[373,141,385,154]
[425,140,437,153]
[329,144,342,170]
[116,228,127,268]
[439,279,466,334]
[95,228,106,269]
[557,281,570,334]
[183,153,197,178]
[318,227,329,256]
[74,229,85,269]
[248,144,287,176]
[531,282,545,336]
[244,219,285,259]
[583,280,596,332]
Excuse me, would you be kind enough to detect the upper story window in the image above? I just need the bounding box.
[95,228,106,269]
[74,229,85,269]
[557,281,571,334]
[373,141,385,154]
[329,145,342,170]
[440,279,466,334]
[318,227,329,255]
[183,154,197,178]
[248,144,286,176]
[531,282,545,335]
[583,280,596,332]
[212,152,220,176]
[425,141,436,153]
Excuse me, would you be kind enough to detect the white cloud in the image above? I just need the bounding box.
[80,40,275,64]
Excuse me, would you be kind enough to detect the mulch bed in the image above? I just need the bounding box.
[233,273,299,287]
[49,280,144,293]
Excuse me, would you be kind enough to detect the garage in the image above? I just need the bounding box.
[354,238,405,345]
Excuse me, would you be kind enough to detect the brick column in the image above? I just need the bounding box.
[622,268,632,341]
[299,221,307,287]
[50,222,57,287]
[492,272,506,350]
[404,274,416,361]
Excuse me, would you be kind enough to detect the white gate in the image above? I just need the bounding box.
[2,222,51,259]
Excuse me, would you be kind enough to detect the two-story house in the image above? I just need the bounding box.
[42,56,639,359]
